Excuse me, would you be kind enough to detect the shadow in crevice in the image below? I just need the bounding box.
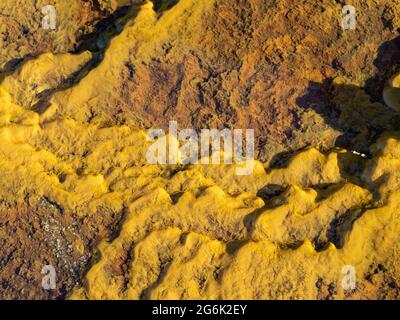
[296,36,400,156]
[365,36,400,102]
[256,183,286,199]
[74,5,136,53]
[0,55,37,83]
[75,1,180,54]
[243,205,266,239]
[152,0,179,12]
[266,145,312,172]
[327,208,366,249]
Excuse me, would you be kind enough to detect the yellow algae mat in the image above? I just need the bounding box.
[1,0,400,299]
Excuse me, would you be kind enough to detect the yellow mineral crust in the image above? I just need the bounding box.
[0,0,400,300]
[1,47,400,298]
[41,0,217,126]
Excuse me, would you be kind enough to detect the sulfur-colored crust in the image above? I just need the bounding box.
[1,0,400,299]
[67,136,400,300]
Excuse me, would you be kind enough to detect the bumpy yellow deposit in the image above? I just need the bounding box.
[0,0,399,300]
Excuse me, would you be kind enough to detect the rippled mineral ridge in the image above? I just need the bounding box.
[1,0,400,299]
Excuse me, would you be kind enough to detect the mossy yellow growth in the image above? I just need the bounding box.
[70,179,399,299]
[0,0,400,300]
[362,132,400,197]
[1,52,92,109]
[1,52,400,297]
[41,0,217,125]
[251,184,372,245]
[68,137,400,300]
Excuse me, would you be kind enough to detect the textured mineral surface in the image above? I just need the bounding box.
[1,0,400,299]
